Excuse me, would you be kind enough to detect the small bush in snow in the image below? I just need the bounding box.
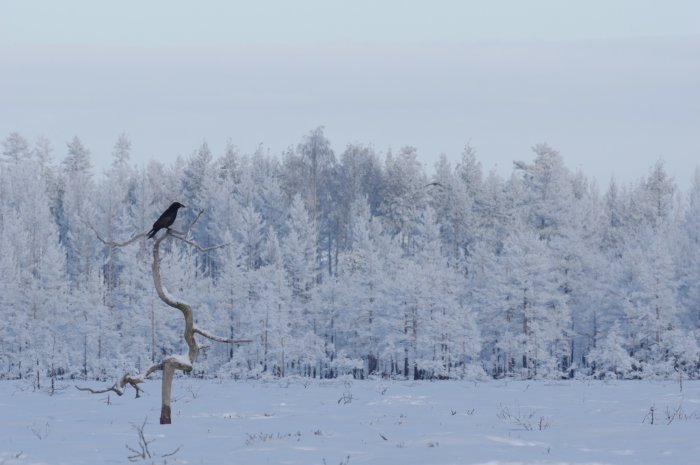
[497,404,550,431]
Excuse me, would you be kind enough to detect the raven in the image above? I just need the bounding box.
[147,202,186,239]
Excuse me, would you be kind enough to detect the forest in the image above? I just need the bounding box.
[1,127,699,383]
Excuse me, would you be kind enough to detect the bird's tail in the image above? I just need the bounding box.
[147,228,156,239]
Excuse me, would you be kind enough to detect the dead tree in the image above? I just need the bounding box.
[77,210,251,424]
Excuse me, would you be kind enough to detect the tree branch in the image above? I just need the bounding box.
[167,209,205,237]
[76,363,162,397]
[87,222,148,248]
[185,209,205,235]
[168,209,231,252]
[89,209,226,252]
[151,233,199,362]
[80,208,251,418]
[170,234,231,252]
[76,384,124,396]
[193,328,253,344]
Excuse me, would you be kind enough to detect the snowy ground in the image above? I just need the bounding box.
[1,378,699,465]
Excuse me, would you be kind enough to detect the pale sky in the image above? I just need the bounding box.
[1,0,699,187]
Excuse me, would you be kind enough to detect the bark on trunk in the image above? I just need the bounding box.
[160,363,175,424]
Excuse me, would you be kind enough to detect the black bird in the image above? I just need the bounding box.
[147,202,186,239]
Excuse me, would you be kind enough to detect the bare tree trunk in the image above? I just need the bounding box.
[160,363,175,424]
[78,211,251,424]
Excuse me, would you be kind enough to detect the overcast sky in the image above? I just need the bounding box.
[1,0,699,187]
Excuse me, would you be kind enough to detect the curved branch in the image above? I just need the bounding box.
[185,209,205,235]
[152,233,199,362]
[151,220,246,365]
[193,328,253,344]
[167,209,205,237]
[170,234,231,253]
[85,207,204,249]
[152,233,187,308]
[76,384,123,396]
[76,364,163,397]
[87,222,148,248]
[81,208,251,417]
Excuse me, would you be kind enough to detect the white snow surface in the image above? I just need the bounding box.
[1,379,698,465]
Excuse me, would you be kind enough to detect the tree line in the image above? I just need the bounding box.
[1,127,699,382]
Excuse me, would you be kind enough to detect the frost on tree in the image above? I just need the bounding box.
[77,209,251,424]
[3,130,700,383]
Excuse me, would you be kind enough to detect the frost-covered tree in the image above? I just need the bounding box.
[181,141,220,275]
[588,322,634,379]
[335,197,386,375]
[59,136,97,283]
[381,146,427,253]
[282,127,339,277]
[677,169,700,331]
[411,207,481,379]
[514,143,572,242]
[429,154,475,270]
[0,156,68,382]
[494,226,571,378]
[1,131,699,382]
[336,144,385,251]
[2,132,31,163]
[282,195,324,375]
[622,235,684,376]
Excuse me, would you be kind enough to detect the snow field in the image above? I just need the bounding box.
[1,379,699,465]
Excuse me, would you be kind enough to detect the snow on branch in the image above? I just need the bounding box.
[159,284,190,309]
[76,364,162,398]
